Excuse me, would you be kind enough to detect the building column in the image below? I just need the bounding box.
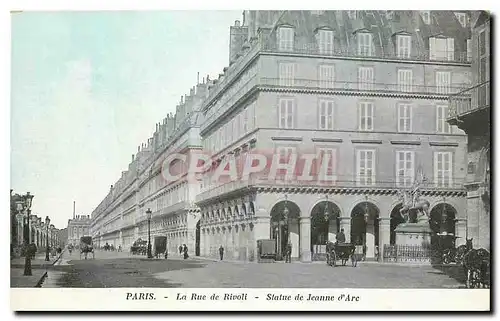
[455,218,467,247]
[378,217,391,262]
[299,216,311,262]
[253,215,271,260]
[339,217,351,243]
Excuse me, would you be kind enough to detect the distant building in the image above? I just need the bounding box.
[67,215,91,246]
[448,11,490,250]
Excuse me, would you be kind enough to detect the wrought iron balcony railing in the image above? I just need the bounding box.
[260,78,470,96]
[261,41,471,64]
[448,81,490,120]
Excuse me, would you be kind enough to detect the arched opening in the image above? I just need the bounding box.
[270,199,300,261]
[429,203,457,249]
[310,200,341,261]
[390,204,406,245]
[351,201,380,260]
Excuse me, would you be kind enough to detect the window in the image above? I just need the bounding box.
[397,35,412,58]
[243,107,248,133]
[319,65,335,89]
[278,27,294,51]
[279,63,295,86]
[398,103,412,132]
[358,33,373,56]
[317,148,337,181]
[429,37,455,61]
[398,69,413,92]
[276,146,297,165]
[279,98,294,129]
[318,29,334,54]
[348,11,357,19]
[396,151,415,187]
[479,29,487,83]
[356,150,376,186]
[466,39,472,62]
[434,152,452,187]
[455,12,467,28]
[319,99,335,130]
[435,71,451,94]
[358,67,374,90]
[436,104,451,133]
[359,101,374,131]
[421,11,430,24]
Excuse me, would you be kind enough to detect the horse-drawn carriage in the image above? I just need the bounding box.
[79,236,95,260]
[325,242,362,267]
[130,238,148,255]
[439,237,490,288]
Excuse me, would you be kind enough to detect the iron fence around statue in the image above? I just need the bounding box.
[383,244,432,264]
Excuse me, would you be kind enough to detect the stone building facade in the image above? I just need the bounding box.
[89,11,475,262]
[67,215,92,246]
[11,190,63,254]
[196,10,473,262]
[89,83,208,256]
[448,11,490,250]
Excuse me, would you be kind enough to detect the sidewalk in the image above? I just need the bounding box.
[10,251,64,288]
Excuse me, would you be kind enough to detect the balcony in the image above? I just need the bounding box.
[448,81,490,126]
[260,78,470,96]
[261,41,471,64]
[196,173,465,204]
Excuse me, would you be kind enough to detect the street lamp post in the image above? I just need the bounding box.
[324,195,331,244]
[45,216,51,261]
[21,192,34,276]
[146,208,153,259]
[283,195,290,261]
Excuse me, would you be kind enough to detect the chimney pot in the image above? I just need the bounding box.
[235,20,241,27]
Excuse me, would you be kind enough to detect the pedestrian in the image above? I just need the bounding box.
[164,248,168,260]
[336,228,346,244]
[183,244,189,259]
[219,245,224,260]
[179,245,183,256]
[285,243,292,263]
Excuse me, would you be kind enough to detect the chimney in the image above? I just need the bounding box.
[197,72,200,84]
[181,96,184,104]
[73,201,75,219]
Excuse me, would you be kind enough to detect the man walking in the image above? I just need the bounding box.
[179,245,183,256]
[219,245,224,261]
[285,243,292,263]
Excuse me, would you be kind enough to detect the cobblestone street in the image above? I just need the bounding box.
[40,250,464,288]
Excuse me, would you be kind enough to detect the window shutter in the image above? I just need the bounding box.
[429,37,436,60]
[447,38,455,61]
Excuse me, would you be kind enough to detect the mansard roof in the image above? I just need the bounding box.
[262,10,474,58]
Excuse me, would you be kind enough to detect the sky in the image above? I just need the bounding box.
[11,11,242,229]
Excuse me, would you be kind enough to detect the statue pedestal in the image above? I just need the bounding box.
[395,223,433,247]
[394,209,433,265]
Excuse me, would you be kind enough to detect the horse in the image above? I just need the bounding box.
[454,238,473,264]
[80,244,95,260]
[462,239,490,288]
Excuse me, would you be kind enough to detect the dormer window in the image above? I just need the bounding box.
[318,29,334,55]
[455,12,467,28]
[348,11,357,19]
[397,35,412,58]
[429,36,455,61]
[421,11,431,24]
[278,26,294,51]
[357,32,373,56]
